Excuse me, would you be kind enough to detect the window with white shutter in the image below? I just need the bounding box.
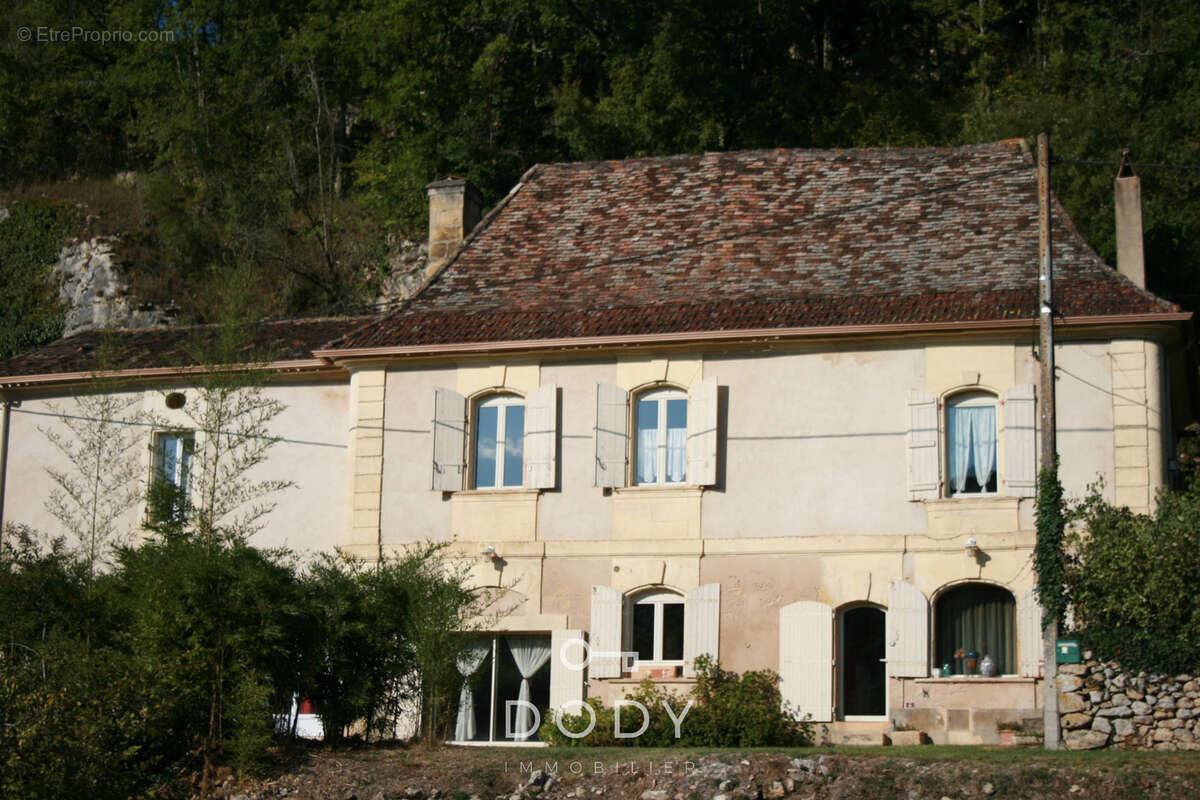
[886,579,929,678]
[524,384,558,489]
[589,585,623,678]
[779,601,834,722]
[907,389,940,500]
[1004,384,1037,497]
[1018,587,1044,678]
[682,583,720,678]
[432,388,467,491]
[549,629,586,710]
[594,383,629,487]
[686,376,718,486]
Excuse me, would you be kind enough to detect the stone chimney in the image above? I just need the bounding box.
[425,177,482,280]
[1114,150,1146,289]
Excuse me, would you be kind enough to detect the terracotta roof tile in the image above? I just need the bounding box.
[335,142,1180,350]
[0,317,371,379]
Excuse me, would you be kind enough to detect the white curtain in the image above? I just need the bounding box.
[666,427,686,482]
[454,640,491,742]
[949,406,996,492]
[506,635,552,741]
[638,425,658,483]
[971,407,996,490]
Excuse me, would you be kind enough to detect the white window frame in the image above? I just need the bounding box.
[945,391,999,497]
[472,394,525,490]
[633,387,688,486]
[630,589,685,666]
[153,430,194,492]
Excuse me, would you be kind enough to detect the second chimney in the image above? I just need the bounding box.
[426,177,482,281]
[1114,150,1146,289]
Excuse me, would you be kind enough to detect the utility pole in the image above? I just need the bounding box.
[1037,132,1061,750]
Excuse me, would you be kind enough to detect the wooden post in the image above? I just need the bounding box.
[1037,132,1061,750]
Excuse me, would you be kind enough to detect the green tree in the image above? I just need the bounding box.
[0,199,75,360]
[1064,478,1200,673]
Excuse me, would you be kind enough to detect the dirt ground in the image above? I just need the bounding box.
[211,745,1200,800]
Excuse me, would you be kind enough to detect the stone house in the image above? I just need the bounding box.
[0,141,1192,745]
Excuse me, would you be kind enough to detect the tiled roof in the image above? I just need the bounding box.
[0,317,371,380]
[334,141,1181,350]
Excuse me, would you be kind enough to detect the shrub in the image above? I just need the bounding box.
[1065,478,1200,673]
[539,656,812,747]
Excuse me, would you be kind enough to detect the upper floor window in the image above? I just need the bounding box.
[473,394,524,489]
[631,589,685,664]
[150,430,194,521]
[946,392,997,495]
[634,388,687,485]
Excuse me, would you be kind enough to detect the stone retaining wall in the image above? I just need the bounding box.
[1057,656,1199,750]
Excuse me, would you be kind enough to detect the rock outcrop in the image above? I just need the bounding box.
[52,237,175,336]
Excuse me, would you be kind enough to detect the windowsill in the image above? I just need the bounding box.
[613,485,703,495]
[924,495,1017,506]
[454,488,541,499]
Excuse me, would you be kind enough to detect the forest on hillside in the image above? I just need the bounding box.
[2,0,1199,353]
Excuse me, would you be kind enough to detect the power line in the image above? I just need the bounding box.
[1053,157,1200,173]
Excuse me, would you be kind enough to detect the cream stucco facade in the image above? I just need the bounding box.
[0,325,1188,745]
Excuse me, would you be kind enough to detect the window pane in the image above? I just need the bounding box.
[158,435,177,484]
[665,398,687,483]
[636,399,658,484]
[935,584,1016,674]
[179,435,194,488]
[948,404,997,494]
[632,604,655,661]
[475,405,498,488]
[661,603,684,660]
[503,405,524,487]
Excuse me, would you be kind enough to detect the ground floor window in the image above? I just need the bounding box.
[935,583,1016,675]
[631,589,685,665]
[454,634,551,742]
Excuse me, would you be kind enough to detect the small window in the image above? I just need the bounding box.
[473,394,525,489]
[935,583,1016,675]
[631,590,685,664]
[946,392,997,495]
[634,388,687,485]
[150,431,194,521]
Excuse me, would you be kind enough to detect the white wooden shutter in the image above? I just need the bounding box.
[1004,384,1037,497]
[886,579,929,678]
[686,376,718,486]
[524,383,558,489]
[682,583,720,678]
[1018,587,1044,678]
[550,628,586,710]
[589,585,623,678]
[432,388,467,491]
[906,389,940,500]
[594,382,628,488]
[779,601,833,723]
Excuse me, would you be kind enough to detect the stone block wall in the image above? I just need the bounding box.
[1057,656,1199,750]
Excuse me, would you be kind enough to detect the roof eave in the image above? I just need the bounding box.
[0,358,340,391]
[314,312,1193,361]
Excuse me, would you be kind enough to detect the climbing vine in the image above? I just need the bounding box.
[1033,457,1067,628]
